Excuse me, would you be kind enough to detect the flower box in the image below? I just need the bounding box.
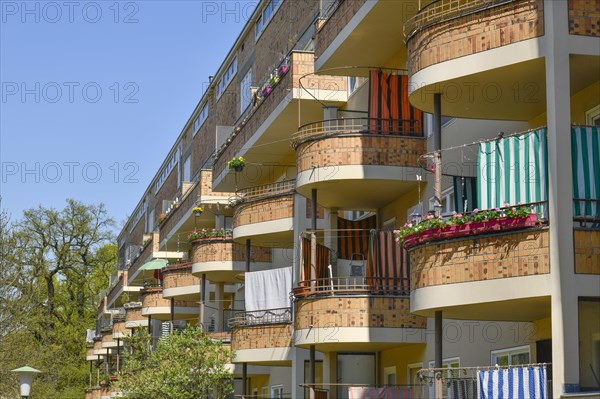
[277,65,289,77]
[262,86,273,96]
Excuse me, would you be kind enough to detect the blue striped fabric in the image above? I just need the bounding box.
[478,366,546,399]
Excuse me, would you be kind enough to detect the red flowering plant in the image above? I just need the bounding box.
[187,228,232,242]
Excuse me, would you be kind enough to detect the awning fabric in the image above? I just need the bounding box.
[477,366,547,399]
[139,258,168,271]
[477,128,548,209]
[244,266,292,312]
[572,126,600,217]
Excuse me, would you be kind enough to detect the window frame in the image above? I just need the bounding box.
[216,58,238,100]
[255,0,283,41]
[490,345,531,366]
[240,68,253,115]
[193,102,209,135]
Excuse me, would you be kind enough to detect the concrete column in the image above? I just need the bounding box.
[323,352,337,399]
[433,93,443,216]
[245,239,251,272]
[310,345,316,395]
[242,363,247,397]
[216,282,225,332]
[435,311,443,368]
[544,0,578,395]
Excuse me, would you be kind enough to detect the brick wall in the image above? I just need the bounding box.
[296,136,426,173]
[162,263,200,289]
[125,306,143,323]
[101,331,114,346]
[568,0,600,36]
[154,166,179,222]
[574,229,600,274]
[410,229,550,289]
[192,239,273,263]
[129,214,146,247]
[407,0,544,75]
[232,323,292,350]
[141,288,196,308]
[294,296,427,329]
[127,237,155,278]
[112,321,128,336]
[234,194,295,227]
[315,0,368,60]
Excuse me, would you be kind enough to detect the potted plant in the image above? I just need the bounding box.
[262,83,273,97]
[192,206,204,217]
[157,213,167,226]
[227,156,246,172]
[269,73,280,88]
[277,62,289,77]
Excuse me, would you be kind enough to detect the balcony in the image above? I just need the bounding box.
[229,308,293,365]
[314,0,419,71]
[292,117,425,209]
[233,180,296,246]
[162,262,201,301]
[191,236,272,283]
[101,330,118,349]
[112,318,130,339]
[124,302,148,329]
[140,287,198,321]
[293,277,426,351]
[212,51,348,191]
[405,0,544,75]
[408,216,551,320]
[158,170,234,249]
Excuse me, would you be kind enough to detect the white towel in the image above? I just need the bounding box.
[244,266,292,312]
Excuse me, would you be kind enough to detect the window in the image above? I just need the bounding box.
[428,358,460,399]
[348,76,366,96]
[155,148,180,192]
[384,366,397,385]
[131,200,147,231]
[182,155,191,183]
[255,0,282,40]
[586,104,600,126]
[261,387,268,398]
[383,218,396,230]
[193,102,209,135]
[270,385,283,398]
[429,187,455,215]
[407,363,423,385]
[216,58,237,99]
[240,69,253,115]
[491,345,530,366]
[147,209,154,232]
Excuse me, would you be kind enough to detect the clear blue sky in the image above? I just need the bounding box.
[0,0,253,229]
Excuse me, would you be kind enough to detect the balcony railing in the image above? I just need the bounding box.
[291,117,424,149]
[292,276,410,299]
[228,307,292,328]
[235,179,296,204]
[300,384,418,399]
[403,0,515,41]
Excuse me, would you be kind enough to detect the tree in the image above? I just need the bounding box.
[0,199,116,398]
[119,328,234,399]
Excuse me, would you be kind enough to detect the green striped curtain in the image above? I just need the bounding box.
[572,126,600,217]
[477,128,548,209]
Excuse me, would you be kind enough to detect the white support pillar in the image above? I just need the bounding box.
[544,0,578,395]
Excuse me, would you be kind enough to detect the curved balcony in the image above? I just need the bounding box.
[140,287,198,321]
[112,319,130,339]
[409,225,552,320]
[124,302,148,329]
[292,118,425,208]
[292,277,427,351]
[162,262,201,301]
[191,237,272,283]
[233,180,295,246]
[229,308,293,366]
[92,339,108,356]
[101,330,118,349]
[86,346,102,361]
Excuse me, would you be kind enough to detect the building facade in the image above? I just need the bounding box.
[86,0,600,398]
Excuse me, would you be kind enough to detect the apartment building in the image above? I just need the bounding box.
[85,0,600,398]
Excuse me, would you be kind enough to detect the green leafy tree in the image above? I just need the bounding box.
[0,199,115,398]
[119,328,234,399]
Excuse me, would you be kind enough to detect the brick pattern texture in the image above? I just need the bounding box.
[296,136,426,173]
[410,229,550,289]
[232,323,293,350]
[141,288,197,308]
[162,263,200,289]
[125,306,144,323]
[407,0,544,75]
[127,237,155,278]
[112,321,128,335]
[191,239,273,263]
[234,194,295,227]
[294,297,427,330]
[315,0,368,59]
[574,229,600,274]
[568,0,600,36]
[101,331,114,345]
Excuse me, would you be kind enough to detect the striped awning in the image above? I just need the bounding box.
[477,366,547,399]
[477,128,548,210]
[572,126,600,217]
